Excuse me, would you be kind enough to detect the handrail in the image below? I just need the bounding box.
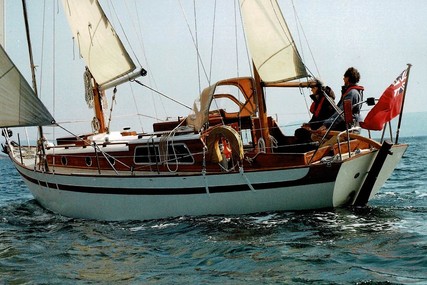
[329,129,381,161]
[308,128,382,164]
[327,130,381,149]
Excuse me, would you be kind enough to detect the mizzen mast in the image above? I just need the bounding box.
[239,0,310,152]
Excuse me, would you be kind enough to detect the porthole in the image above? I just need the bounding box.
[107,156,116,166]
[61,156,67,166]
[354,172,360,179]
[85,157,92,166]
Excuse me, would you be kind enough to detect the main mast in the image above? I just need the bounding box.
[21,0,51,171]
[22,0,43,138]
[85,68,107,133]
[62,0,140,134]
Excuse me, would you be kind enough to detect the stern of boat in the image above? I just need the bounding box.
[332,142,408,207]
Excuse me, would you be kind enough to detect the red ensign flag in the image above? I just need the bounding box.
[360,69,408,130]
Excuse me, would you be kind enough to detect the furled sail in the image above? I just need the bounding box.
[62,0,136,87]
[239,0,308,83]
[0,45,55,128]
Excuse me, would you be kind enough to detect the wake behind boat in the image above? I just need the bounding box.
[1,1,410,221]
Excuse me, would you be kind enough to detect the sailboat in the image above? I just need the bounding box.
[1,0,410,221]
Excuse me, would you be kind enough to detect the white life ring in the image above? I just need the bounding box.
[206,125,244,163]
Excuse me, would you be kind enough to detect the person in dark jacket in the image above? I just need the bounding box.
[306,82,336,130]
[295,80,336,142]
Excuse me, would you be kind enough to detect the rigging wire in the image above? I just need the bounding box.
[39,0,46,102]
[208,0,217,84]
[289,0,324,118]
[122,1,160,130]
[103,1,169,128]
[236,0,253,79]
[290,0,320,78]
[107,1,142,68]
[133,79,192,111]
[287,0,312,119]
[233,0,240,80]
[128,1,167,124]
[233,0,243,129]
[211,1,236,118]
[106,0,197,126]
[178,0,209,84]
[52,0,57,142]
[193,0,201,94]
[128,82,144,132]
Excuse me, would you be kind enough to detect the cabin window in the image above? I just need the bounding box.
[134,145,158,164]
[85,157,92,167]
[164,143,194,164]
[240,129,253,147]
[61,156,67,166]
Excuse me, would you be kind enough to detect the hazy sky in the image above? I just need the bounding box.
[3,0,426,139]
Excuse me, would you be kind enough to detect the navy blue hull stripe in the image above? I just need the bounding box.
[17,164,340,195]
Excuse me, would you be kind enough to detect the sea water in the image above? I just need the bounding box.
[0,136,426,284]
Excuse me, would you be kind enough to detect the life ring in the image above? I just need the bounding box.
[206,125,244,163]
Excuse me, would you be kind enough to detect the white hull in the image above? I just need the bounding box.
[0,1,411,222]
[11,144,407,221]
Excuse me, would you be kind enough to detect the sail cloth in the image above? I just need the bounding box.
[62,0,136,87]
[239,0,308,83]
[360,68,409,131]
[0,0,4,47]
[0,45,55,128]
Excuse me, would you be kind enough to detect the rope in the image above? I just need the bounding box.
[84,69,94,108]
[106,87,117,133]
[163,118,187,173]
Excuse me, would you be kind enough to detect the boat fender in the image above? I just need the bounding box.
[206,125,244,163]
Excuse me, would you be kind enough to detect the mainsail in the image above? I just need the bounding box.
[62,0,136,87]
[0,45,55,128]
[239,0,308,83]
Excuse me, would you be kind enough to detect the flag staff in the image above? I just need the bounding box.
[395,63,412,144]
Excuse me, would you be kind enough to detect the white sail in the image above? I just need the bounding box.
[0,0,4,47]
[0,45,55,128]
[239,0,308,83]
[62,0,136,87]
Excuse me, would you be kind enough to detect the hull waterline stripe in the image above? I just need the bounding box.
[16,165,340,195]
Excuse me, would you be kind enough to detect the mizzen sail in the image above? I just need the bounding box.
[239,0,308,83]
[62,0,136,87]
[0,45,55,128]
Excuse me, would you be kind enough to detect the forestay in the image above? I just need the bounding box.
[0,45,54,128]
[239,0,308,83]
[62,0,136,87]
